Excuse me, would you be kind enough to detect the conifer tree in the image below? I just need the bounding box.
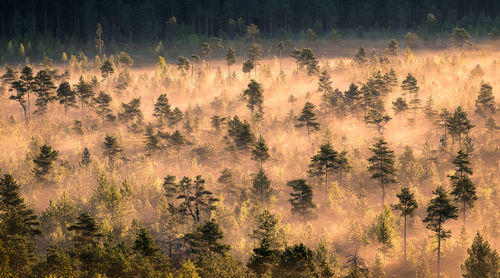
[251,168,273,206]
[438,108,451,147]
[451,27,472,48]
[392,97,408,120]
[296,102,320,142]
[225,46,236,73]
[475,83,496,119]
[200,42,213,66]
[423,186,459,278]
[0,173,41,275]
[103,135,123,165]
[33,69,57,115]
[75,76,94,122]
[185,219,230,255]
[274,243,316,277]
[287,179,316,222]
[318,70,333,95]
[364,109,391,136]
[93,91,112,121]
[391,187,418,263]
[56,82,77,116]
[343,253,369,278]
[308,141,339,199]
[144,124,161,154]
[80,147,91,168]
[169,107,183,129]
[449,150,477,227]
[248,210,281,276]
[486,117,498,138]
[177,175,218,223]
[375,206,396,257]
[461,232,500,278]
[354,47,367,64]
[33,144,59,181]
[19,66,35,120]
[1,65,16,87]
[177,56,190,73]
[100,59,114,79]
[447,106,474,149]
[368,139,397,205]
[9,80,28,122]
[242,59,255,76]
[344,83,361,114]
[243,79,264,115]
[252,135,270,166]
[371,254,385,278]
[249,42,263,75]
[385,39,399,56]
[401,73,419,102]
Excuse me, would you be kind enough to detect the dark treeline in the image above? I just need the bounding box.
[2,0,500,42]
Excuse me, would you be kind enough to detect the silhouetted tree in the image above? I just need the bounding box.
[33,69,57,115]
[287,179,316,222]
[449,150,477,227]
[252,135,270,166]
[391,187,418,263]
[100,59,114,79]
[475,83,496,119]
[56,82,77,116]
[368,139,397,205]
[251,168,273,206]
[177,175,218,223]
[103,135,123,165]
[243,79,264,115]
[461,232,500,278]
[185,219,230,255]
[296,102,320,142]
[33,144,58,181]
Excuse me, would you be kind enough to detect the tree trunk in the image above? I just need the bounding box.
[463,199,466,227]
[437,233,441,278]
[404,215,407,264]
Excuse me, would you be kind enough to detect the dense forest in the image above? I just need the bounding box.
[1,1,500,278]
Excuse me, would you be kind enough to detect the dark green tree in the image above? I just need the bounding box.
[1,65,16,87]
[391,187,418,263]
[273,243,316,278]
[249,42,263,75]
[168,107,183,129]
[449,150,477,227]
[354,47,367,64]
[364,109,391,136]
[447,106,474,149]
[33,69,57,115]
[287,179,316,222]
[401,73,419,102]
[308,141,339,199]
[296,102,320,142]
[9,80,28,122]
[93,91,113,121]
[75,76,95,122]
[461,232,500,278]
[185,219,230,255]
[451,27,472,48]
[80,147,91,168]
[0,173,41,275]
[343,253,369,278]
[33,144,59,181]
[243,79,264,115]
[243,59,255,76]
[103,135,123,165]
[385,39,399,56]
[475,83,496,119]
[100,59,115,79]
[118,97,143,125]
[368,139,397,205]
[252,135,270,166]
[248,210,281,276]
[177,175,218,223]
[56,82,77,116]
[19,66,35,120]
[392,97,408,120]
[225,46,236,73]
[423,186,459,278]
[251,168,273,206]
[144,124,161,154]
[177,56,190,73]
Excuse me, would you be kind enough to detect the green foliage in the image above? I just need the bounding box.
[177,175,218,223]
[185,219,230,255]
[103,135,123,164]
[451,27,472,48]
[287,179,316,221]
[243,79,264,115]
[33,69,57,115]
[100,59,115,79]
[475,83,496,119]
[296,102,320,141]
[274,243,316,278]
[368,139,396,205]
[252,135,270,165]
[374,206,396,255]
[461,232,500,278]
[449,150,477,226]
[33,144,59,181]
[56,81,77,115]
[251,168,273,206]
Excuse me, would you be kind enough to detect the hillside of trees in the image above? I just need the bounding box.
[0,11,500,278]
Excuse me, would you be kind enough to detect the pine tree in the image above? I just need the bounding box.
[242,59,255,76]
[423,186,459,278]
[103,135,123,165]
[200,42,213,66]
[274,243,316,278]
[225,47,236,73]
[33,144,59,181]
[447,106,474,150]
[234,121,255,154]
[287,179,316,222]
[375,206,396,257]
[144,124,161,154]
[401,73,419,102]
[177,175,218,223]
[1,65,16,87]
[461,232,500,278]
[185,219,230,255]
[93,91,112,121]
[449,150,477,227]
[252,135,270,166]
[438,108,451,147]
[19,66,35,120]
[80,147,91,167]
[169,107,183,129]
[67,212,103,247]
[364,109,392,136]
[296,102,320,142]
[486,117,498,138]
[100,59,114,79]
[251,168,273,206]
[248,210,281,276]
[392,97,408,120]
[75,76,94,122]
[9,80,28,122]
[133,227,161,257]
[451,27,472,48]
[318,71,333,95]
[56,82,77,116]
[243,79,264,115]
[177,56,190,73]
[308,141,339,199]
[249,42,263,75]
[0,173,41,275]
[475,83,496,119]
[354,47,368,64]
[33,69,57,115]
[391,187,418,263]
[297,48,319,75]
[368,139,397,205]
[385,39,399,56]
[344,83,362,114]
[371,254,385,278]
[343,253,369,278]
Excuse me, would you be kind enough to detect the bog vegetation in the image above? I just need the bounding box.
[0,20,500,278]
